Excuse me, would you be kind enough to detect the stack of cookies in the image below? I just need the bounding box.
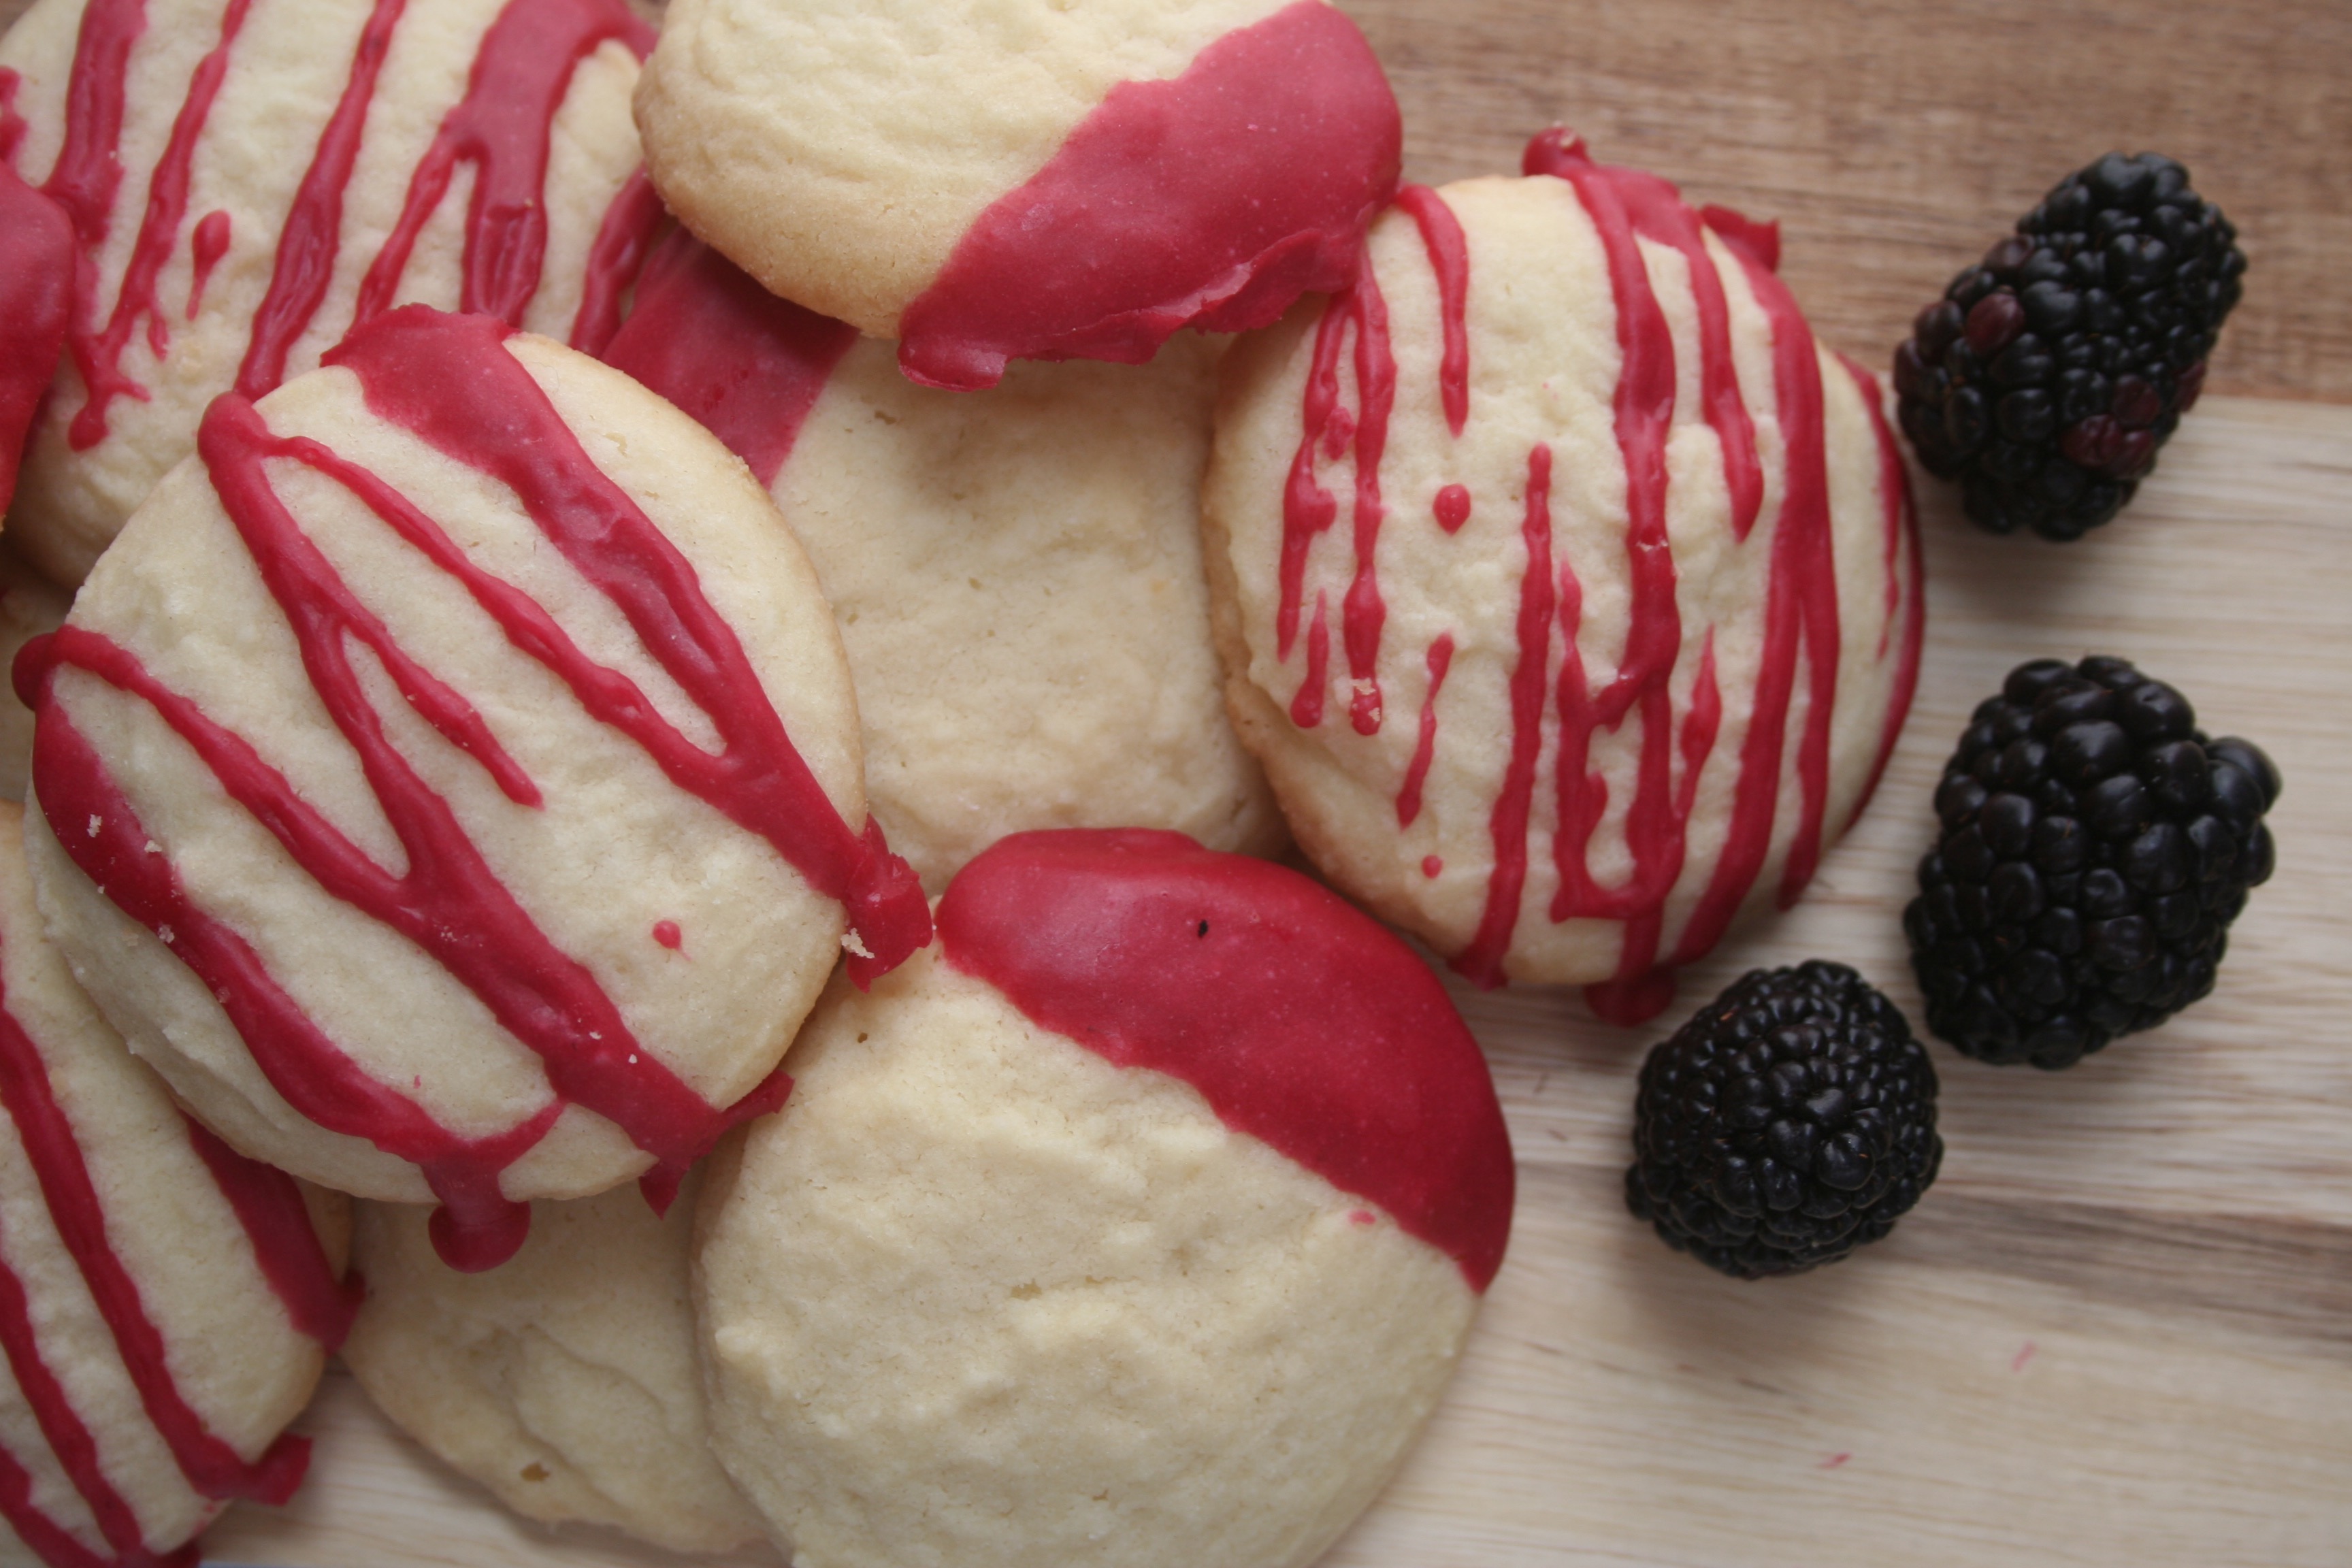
[0,1,1919,1565]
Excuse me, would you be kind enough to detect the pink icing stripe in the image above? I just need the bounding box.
[178,1117,359,1352]
[1393,184,1471,436]
[1288,590,1330,729]
[351,0,655,331]
[601,231,858,488]
[938,830,1514,1293]
[1454,443,1556,990]
[63,0,252,451]
[567,166,664,359]
[897,0,1399,390]
[0,165,75,514]
[234,0,408,399]
[1395,634,1454,828]
[184,209,229,321]
[0,992,306,1505]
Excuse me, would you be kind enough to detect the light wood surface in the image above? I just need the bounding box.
[197,395,2352,1567]
[1,0,2346,1563]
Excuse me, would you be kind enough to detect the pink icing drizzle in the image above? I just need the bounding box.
[652,921,683,951]
[20,306,927,1271]
[896,0,1399,391]
[938,830,1514,1292]
[184,210,229,320]
[1275,137,1918,1017]
[14,0,665,445]
[1395,634,1454,828]
[0,161,74,515]
[601,232,858,488]
[0,925,353,1565]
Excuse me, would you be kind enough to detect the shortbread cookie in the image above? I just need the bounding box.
[605,236,1281,891]
[0,545,69,802]
[1203,133,1925,1022]
[634,0,1400,390]
[0,0,666,583]
[18,306,928,1273]
[698,829,1513,1568]
[344,1173,764,1555]
[0,798,355,1568]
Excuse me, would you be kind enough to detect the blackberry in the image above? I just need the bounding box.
[1625,962,1942,1279]
[1895,153,2247,541]
[1906,656,2280,1068]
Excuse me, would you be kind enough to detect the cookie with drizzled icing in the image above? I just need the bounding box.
[0,0,664,583]
[1203,132,1925,1024]
[603,235,1284,893]
[16,306,928,1275]
[696,829,1512,1568]
[0,798,355,1568]
[633,0,1401,391]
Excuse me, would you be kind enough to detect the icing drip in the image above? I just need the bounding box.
[184,210,229,321]
[64,0,253,451]
[600,231,858,488]
[20,306,925,1269]
[177,1117,359,1350]
[1277,138,1916,1016]
[350,0,656,331]
[896,0,1400,391]
[1395,634,1454,828]
[567,166,664,359]
[1287,590,1330,729]
[938,830,1514,1292]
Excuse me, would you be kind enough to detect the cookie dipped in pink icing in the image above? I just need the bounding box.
[634,0,1400,390]
[1203,132,1924,1024]
[697,828,1512,1568]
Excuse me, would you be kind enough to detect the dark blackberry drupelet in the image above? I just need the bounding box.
[1906,656,2281,1068]
[1895,153,2247,541]
[1625,962,1942,1279]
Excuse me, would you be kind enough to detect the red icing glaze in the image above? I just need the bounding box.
[0,0,666,430]
[896,0,1399,391]
[0,164,74,514]
[1456,444,1556,990]
[1394,183,1470,436]
[235,0,408,399]
[1432,483,1471,534]
[567,166,664,359]
[1287,590,1329,729]
[64,0,253,450]
[652,920,683,951]
[937,830,1514,1293]
[0,996,307,1505]
[20,306,922,1269]
[184,210,229,321]
[178,1117,359,1351]
[350,0,655,331]
[1395,633,1454,828]
[601,231,858,488]
[1275,140,1918,1014]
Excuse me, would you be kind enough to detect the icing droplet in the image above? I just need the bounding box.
[1433,483,1471,533]
[1422,856,1443,879]
[653,920,683,951]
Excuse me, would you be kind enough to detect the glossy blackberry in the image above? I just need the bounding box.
[1906,657,2280,1068]
[1625,962,1942,1279]
[1895,153,2247,541]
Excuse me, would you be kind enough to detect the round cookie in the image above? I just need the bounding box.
[605,236,1283,892]
[1203,132,1925,1021]
[344,1172,764,1555]
[17,305,928,1273]
[0,798,355,1568]
[0,0,665,583]
[634,0,1401,390]
[697,829,1513,1568]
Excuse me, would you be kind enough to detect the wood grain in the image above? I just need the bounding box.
[202,396,2352,1566]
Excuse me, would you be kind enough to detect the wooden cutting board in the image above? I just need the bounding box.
[201,393,2352,1567]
